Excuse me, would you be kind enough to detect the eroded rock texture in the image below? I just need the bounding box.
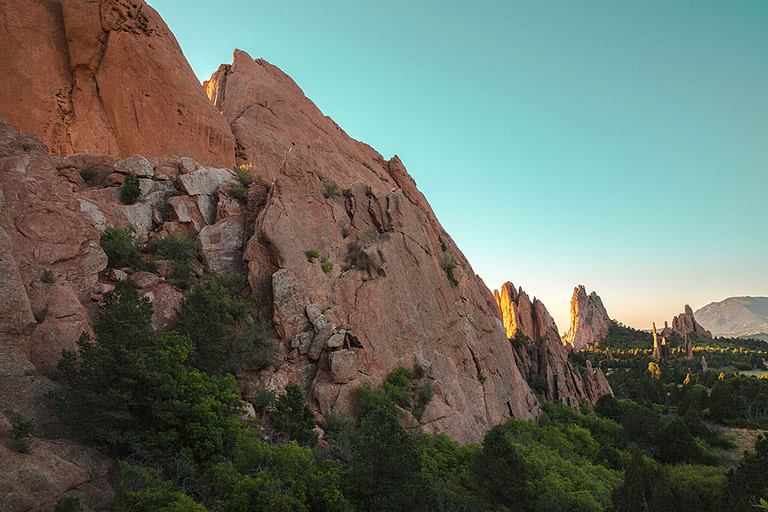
[207,50,539,442]
[563,285,612,351]
[0,0,234,167]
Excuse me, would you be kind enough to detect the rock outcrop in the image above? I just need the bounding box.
[0,0,234,167]
[206,50,539,442]
[0,7,563,507]
[660,305,712,339]
[563,285,612,351]
[494,282,612,405]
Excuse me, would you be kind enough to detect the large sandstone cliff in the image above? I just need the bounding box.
[493,282,612,406]
[0,4,547,508]
[563,285,612,351]
[204,50,539,441]
[0,0,234,167]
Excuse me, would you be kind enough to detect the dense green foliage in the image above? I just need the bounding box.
[100,226,145,269]
[56,287,768,510]
[57,281,242,466]
[177,274,275,375]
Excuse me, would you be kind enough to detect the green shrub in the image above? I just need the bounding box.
[57,280,243,463]
[150,231,199,263]
[10,414,35,453]
[41,269,57,283]
[320,257,334,273]
[167,260,194,289]
[345,242,377,273]
[233,164,254,186]
[272,382,318,447]
[100,225,143,269]
[54,495,83,512]
[478,372,487,384]
[412,380,434,421]
[229,186,248,201]
[305,249,320,262]
[249,385,276,412]
[323,179,341,198]
[382,367,413,408]
[119,173,141,204]
[441,253,458,286]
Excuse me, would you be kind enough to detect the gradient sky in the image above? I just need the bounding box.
[149,0,768,331]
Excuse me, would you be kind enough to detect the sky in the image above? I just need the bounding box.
[149,0,768,331]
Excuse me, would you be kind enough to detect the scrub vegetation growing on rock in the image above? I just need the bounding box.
[119,173,141,204]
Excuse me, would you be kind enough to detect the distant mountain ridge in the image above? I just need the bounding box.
[695,297,768,340]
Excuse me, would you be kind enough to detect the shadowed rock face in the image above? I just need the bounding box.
[563,285,612,351]
[0,0,234,167]
[494,282,612,406]
[206,50,539,442]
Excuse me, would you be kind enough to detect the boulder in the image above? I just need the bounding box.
[198,216,245,274]
[178,168,238,196]
[114,154,154,177]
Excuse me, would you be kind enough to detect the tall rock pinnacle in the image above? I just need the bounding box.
[494,282,613,405]
[563,285,612,351]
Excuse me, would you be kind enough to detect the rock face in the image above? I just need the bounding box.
[494,282,612,405]
[0,10,559,507]
[205,50,539,442]
[0,0,234,167]
[661,305,712,339]
[563,285,612,351]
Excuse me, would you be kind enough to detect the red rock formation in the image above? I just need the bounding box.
[206,50,538,442]
[0,0,234,167]
[494,282,612,405]
[563,285,612,351]
[660,305,712,339]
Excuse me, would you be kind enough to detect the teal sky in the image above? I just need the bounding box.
[149,0,768,331]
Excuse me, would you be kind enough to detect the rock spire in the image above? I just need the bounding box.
[563,285,612,351]
[494,282,613,406]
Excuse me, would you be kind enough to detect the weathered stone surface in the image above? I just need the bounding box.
[131,271,161,289]
[326,332,345,350]
[0,119,107,302]
[178,167,238,196]
[583,359,614,403]
[168,195,207,233]
[272,269,310,340]
[563,285,612,352]
[114,154,154,177]
[0,0,235,167]
[198,216,245,274]
[141,282,184,332]
[661,305,712,339]
[0,227,36,335]
[329,349,358,383]
[27,282,92,375]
